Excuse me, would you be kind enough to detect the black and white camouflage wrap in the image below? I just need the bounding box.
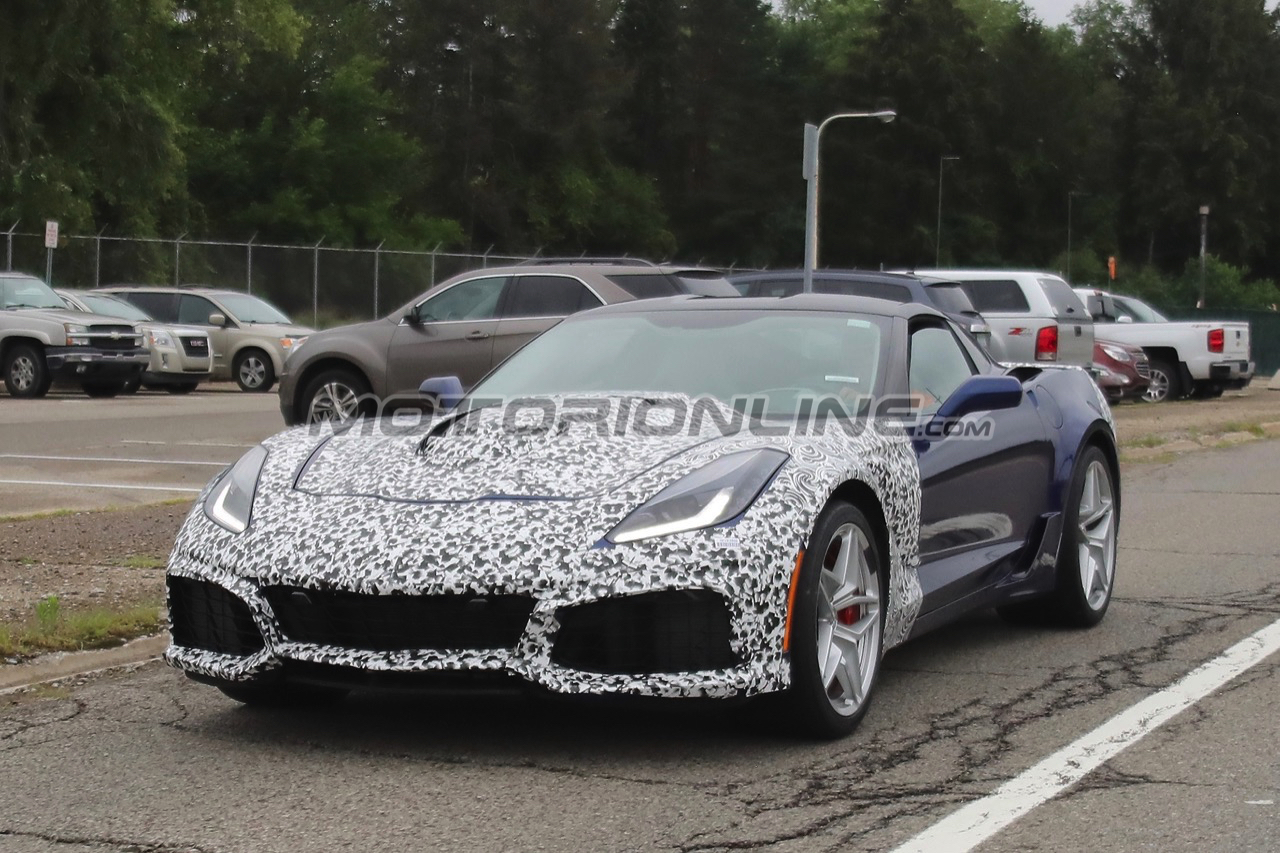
[166,397,923,699]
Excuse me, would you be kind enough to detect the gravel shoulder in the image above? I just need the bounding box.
[1,378,1277,644]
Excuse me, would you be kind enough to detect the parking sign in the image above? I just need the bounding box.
[44,220,59,249]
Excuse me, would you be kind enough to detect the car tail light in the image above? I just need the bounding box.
[1035,326,1058,361]
[1208,328,1224,353]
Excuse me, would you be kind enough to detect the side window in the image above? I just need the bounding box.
[504,275,602,318]
[909,325,976,414]
[122,292,177,321]
[417,277,507,322]
[957,280,1030,313]
[178,295,220,326]
[1038,277,1087,319]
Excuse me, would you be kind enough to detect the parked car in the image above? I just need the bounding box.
[56,289,212,394]
[1092,339,1150,402]
[0,272,149,398]
[727,269,1001,357]
[1074,288,1254,402]
[166,294,1119,738]
[907,270,1094,368]
[277,260,740,425]
[99,286,311,392]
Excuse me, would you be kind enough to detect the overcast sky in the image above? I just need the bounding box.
[1025,0,1080,26]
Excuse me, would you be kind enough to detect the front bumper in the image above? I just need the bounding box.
[46,347,150,381]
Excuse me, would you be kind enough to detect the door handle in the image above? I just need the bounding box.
[465,330,491,341]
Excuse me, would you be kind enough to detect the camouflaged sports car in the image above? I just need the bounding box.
[165,294,1120,738]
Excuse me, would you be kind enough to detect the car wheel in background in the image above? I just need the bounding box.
[1142,358,1180,403]
[233,349,275,392]
[3,344,51,398]
[784,501,885,739]
[302,368,373,423]
[166,382,199,395]
[121,376,141,395]
[1189,381,1224,399]
[82,381,125,398]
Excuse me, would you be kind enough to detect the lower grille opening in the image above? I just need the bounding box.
[261,587,535,652]
[168,577,264,656]
[280,660,526,694]
[552,590,739,675]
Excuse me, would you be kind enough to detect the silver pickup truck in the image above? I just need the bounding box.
[1,272,149,398]
[1074,288,1254,402]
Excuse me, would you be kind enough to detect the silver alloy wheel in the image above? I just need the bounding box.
[1143,367,1170,403]
[238,355,267,389]
[9,355,36,392]
[308,381,361,423]
[816,522,882,716]
[1076,459,1117,610]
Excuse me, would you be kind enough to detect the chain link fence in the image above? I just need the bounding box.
[3,226,544,328]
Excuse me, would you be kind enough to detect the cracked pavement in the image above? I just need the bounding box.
[3,442,1280,852]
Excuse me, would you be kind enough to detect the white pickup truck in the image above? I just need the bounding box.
[1074,288,1253,402]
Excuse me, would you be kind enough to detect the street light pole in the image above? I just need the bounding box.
[1198,205,1210,309]
[802,108,897,293]
[936,155,960,267]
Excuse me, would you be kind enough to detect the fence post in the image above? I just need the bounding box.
[94,226,107,287]
[312,237,324,328]
[430,243,441,287]
[246,232,256,294]
[373,240,384,319]
[174,233,186,286]
[5,221,18,271]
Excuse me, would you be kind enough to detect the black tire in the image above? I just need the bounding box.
[301,368,373,424]
[121,376,141,395]
[782,501,886,739]
[4,343,51,398]
[1000,445,1118,627]
[1142,358,1181,403]
[165,382,199,395]
[82,381,125,398]
[1189,381,1224,399]
[217,681,348,708]
[233,348,275,392]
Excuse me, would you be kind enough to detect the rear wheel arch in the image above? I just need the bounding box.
[1075,425,1121,516]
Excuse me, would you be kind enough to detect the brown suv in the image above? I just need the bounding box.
[277,260,738,424]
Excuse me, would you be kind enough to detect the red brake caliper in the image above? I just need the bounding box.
[837,600,859,626]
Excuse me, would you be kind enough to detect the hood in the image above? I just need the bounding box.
[292,397,756,502]
[239,322,313,336]
[11,307,136,327]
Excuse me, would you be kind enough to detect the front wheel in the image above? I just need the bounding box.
[82,380,125,398]
[4,344,51,398]
[783,502,885,739]
[233,349,275,392]
[166,382,198,395]
[302,368,373,423]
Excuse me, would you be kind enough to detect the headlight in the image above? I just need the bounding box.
[64,323,90,346]
[203,446,268,534]
[607,448,789,544]
[280,336,306,351]
[149,331,175,348]
[1100,344,1131,363]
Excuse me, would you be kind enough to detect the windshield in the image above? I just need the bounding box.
[472,309,886,415]
[2,276,65,310]
[1113,296,1168,323]
[77,293,152,321]
[216,293,292,324]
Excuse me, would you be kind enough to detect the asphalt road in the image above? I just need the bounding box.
[2,437,1278,850]
[0,386,283,516]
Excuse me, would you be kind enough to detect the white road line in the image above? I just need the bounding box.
[891,616,1280,853]
[0,453,227,467]
[121,440,254,449]
[0,478,202,493]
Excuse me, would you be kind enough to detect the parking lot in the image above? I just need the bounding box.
[2,386,1279,851]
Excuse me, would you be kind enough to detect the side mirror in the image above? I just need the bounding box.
[934,375,1023,422]
[1117,315,1134,324]
[208,312,227,327]
[404,305,422,326]
[419,376,464,411]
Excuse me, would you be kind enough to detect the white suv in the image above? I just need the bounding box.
[910,270,1094,367]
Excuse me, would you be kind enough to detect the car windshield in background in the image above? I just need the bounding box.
[1113,296,1168,323]
[79,294,152,321]
[216,293,292,324]
[2,277,66,310]
[472,309,885,416]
